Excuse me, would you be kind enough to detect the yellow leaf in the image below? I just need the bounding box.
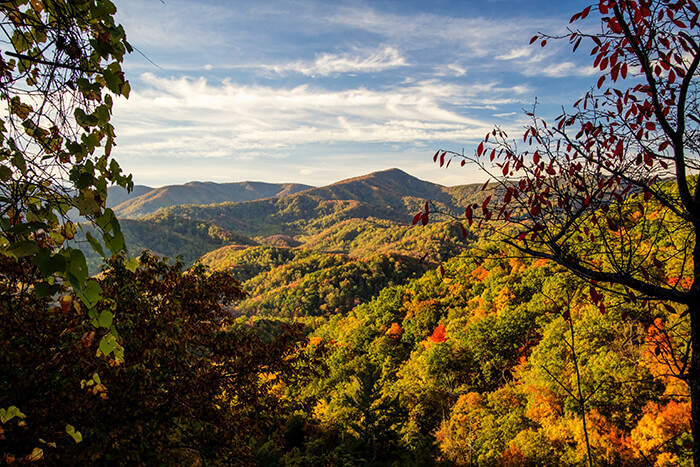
[26,447,43,461]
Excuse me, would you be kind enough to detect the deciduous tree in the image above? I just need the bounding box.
[0,0,132,309]
[428,0,700,462]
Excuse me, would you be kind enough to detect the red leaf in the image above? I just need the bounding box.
[546,161,556,175]
[562,309,571,321]
[645,122,656,131]
[502,161,510,176]
[477,141,484,156]
[533,151,541,164]
[459,223,468,239]
[597,75,605,89]
[641,266,650,281]
[412,212,421,225]
[589,286,602,303]
[424,202,430,214]
[529,35,539,44]
[439,151,445,167]
[573,37,582,52]
[421,212,429,226]
[482,195,492,212]
[433,150,439,163]
[652,258,663,268]
[465,205,473,226]
[439,264,445,277]
[481,179,490,191]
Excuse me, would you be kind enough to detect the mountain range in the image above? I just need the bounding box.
[94,168,491,264]
[109,181,313,218]
[74,167,492,317]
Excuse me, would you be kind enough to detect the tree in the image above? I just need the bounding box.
[0,0,132,307]
[0,0,133,458]
[428,0,700,463]
[0,252,318,462]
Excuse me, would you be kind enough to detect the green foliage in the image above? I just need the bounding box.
[0,0,132,284]
[0,2,134,457]
[0,252,319,463]
[271,240,691,465]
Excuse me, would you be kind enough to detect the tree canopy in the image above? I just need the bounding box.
[428,0,700,463]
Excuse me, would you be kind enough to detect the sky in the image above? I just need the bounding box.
[111,0,599,188]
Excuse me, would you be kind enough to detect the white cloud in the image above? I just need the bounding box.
[495,47,533,60]
[112,73,519,162]
[493,111,517,117]
[268,46,408,76]
[447,63,467,77]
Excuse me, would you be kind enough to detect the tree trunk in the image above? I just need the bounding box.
[691,234,700,467]
[692,299,700,467]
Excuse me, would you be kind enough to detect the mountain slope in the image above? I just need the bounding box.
[113,181,314,218]
[106,184,153,208]
[156,168,489,238]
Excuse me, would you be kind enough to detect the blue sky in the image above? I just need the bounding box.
[112,0,597,187]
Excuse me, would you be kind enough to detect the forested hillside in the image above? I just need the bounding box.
[3,0,698,465]
[111,180,313,218]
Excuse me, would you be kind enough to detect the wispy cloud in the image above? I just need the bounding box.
[495,47,533,60]
[111,0,603,186]
[112,73,518,162]
[268,47,408,76]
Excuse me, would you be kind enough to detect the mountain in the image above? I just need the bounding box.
[304,168,461,212]
[112,181,314,218]
[155,168,490,238]
[106,184,153,208]
[80,168,490,277]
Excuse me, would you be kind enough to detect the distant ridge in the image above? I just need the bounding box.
[154,167,489,238]
[107,184,153,208]
[80,167,491,271]
[112,180,314,218]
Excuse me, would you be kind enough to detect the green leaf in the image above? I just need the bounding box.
[0,406,26,423]
[34,281,61,298]
[67,249,89,289]
[0,165,11,181]
[33,248,67,277]
[98,334,117,356]
[103,231,125,255]
[96,209,116,231]
[80,279,102,309]
[6,240,39,258]
[97,309,113,329]
[125,257,139,272]
[85,231,106,257]
[11,151,26,174]
[74,189,100,216]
